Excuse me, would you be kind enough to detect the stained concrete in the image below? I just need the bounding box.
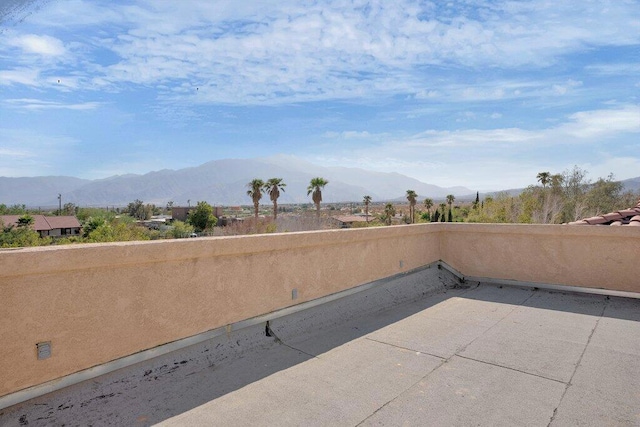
[1,269,639,426]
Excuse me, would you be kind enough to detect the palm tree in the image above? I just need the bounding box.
[264,178,286,220]
[446,194,455,222]
[383,203,396,226]
[406,190,417,223]
[363,195,372,222]
[307,177,328,218]
[423,198,433,220]
[246,178,265,219]
[537,172,551,188]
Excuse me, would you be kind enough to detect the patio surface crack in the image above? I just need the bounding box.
[546,298,608,427]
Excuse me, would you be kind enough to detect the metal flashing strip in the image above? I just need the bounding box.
[0,262,439,411]
[437,261,640,300]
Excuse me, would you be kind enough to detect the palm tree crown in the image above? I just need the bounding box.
[446,194,455,207]
[264,178,286,220]
[537,172,551,188]
[246,178,265,219]
[383,203,396,226]
[307,177,328,217]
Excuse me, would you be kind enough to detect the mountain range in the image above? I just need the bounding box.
[1,155,638,208]
[0,155,473,207]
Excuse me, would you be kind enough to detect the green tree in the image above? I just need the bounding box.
[87,220,150,243]
[0,225,43,247]
[537,172,551,188]
[169,220,195,238]
[439,203,447,222]
[383,203,396,226]
[247,179,265,219]
[62,203,77,216]
[264,178,286,220]
[363,195,372,222]
[560,166,589,222]
[0,204,27,215]
[585,174,624,216]
[406,190,417,223]
[17,214,34,228]
[83,217,106,237]
[127,199,153,220]
[473,192,480,209]
[187,201,217,231]
[307,177,329,218]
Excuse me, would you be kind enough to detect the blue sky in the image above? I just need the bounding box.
[1,0,639,191]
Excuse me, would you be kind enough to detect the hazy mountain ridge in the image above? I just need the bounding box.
[12,156,639,207]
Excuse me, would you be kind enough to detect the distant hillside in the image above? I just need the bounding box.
[0,176,90,207]
[0,155,473,207]
[621,176,640,193]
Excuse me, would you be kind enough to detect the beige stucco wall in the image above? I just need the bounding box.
[1,223,639,399]
[439,223,640,293]
[0,225,439,398]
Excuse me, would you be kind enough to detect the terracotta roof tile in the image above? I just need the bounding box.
[602,212,623,221]
[618,209,639,216]
[568,199,640,227]
[583,216,609,225]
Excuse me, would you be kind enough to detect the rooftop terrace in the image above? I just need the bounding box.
[1,223,639,425]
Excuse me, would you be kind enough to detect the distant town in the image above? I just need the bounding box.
[1,168,638,248]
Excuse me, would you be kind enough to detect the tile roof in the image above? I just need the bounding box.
[0,215,81,231]
[333,215,373,223]
[568,199,640,226]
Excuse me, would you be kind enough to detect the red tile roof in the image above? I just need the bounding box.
[568,199,640,226]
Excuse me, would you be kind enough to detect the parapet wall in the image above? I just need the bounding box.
[439,223,640,293]
[0,225,439,399]
[1,223,638,401]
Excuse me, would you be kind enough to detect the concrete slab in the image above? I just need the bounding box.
[159,339,444,426]
[281,289,465,357]
[459,291,605,382]
[550,386,640,426]
[364,285,531,359]
[589,297,640,356]
[361,355,566,427]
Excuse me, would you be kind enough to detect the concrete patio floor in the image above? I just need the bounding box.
[1,277,639,426]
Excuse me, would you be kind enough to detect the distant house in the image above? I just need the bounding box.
[333,215,373,228]
[0,215,82,237]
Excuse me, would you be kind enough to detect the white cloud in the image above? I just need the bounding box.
[323,131,375,139]
[0,68,39,86]
[12,0,635,104]
[560,105,640,138]
[5,98,102,111]
[8,34,66,56]
[586,63,640,76]
[312,105,640,190]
